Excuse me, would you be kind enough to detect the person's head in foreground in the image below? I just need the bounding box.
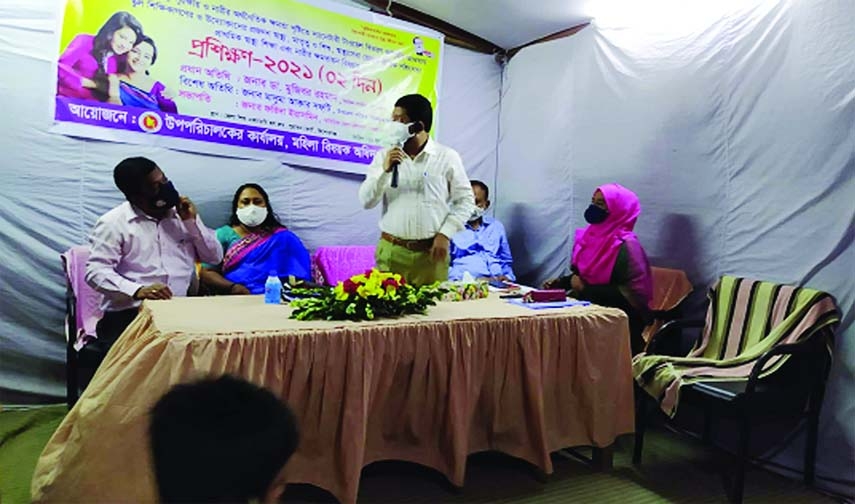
[150,375,299,503]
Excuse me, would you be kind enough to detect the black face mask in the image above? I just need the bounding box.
[150,181,180,209]
[584,204,609,224]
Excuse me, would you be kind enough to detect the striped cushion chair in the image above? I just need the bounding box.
[632,276,840,503]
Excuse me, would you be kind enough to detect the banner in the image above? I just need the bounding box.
[53,0,443,173]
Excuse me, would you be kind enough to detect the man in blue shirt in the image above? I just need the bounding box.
[448,180,516,282]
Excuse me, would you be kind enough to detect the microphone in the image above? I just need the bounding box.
[391,122,425,188]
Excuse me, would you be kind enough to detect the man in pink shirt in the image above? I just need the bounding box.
[84,157,222,366]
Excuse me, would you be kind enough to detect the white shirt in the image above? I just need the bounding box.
[358,139,475,240]
[85,201,222,312]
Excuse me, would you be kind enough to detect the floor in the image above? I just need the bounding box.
[0,404,843,504]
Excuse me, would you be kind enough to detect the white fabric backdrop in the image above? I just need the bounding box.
[497,0,853,495]
[0,0,501,401]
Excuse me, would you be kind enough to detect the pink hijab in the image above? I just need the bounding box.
[572,183,642,285]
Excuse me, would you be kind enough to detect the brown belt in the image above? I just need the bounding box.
[381,232,434,252]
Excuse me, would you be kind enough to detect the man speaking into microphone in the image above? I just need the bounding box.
[358,94,475,286]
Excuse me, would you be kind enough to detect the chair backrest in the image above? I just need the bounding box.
[643,267,694,344]
[61,245,103,350]
[690,276,840,364]
[649,267,693,311]
[311,246,376,286]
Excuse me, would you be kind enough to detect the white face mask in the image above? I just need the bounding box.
[236,204,268,228]
[468,206,486,223]
[385,121,415,146]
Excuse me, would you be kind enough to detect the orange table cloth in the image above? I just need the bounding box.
[32,295,634,503]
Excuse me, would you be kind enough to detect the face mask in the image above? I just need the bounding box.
[385,121,415,146]
[584,204,609,224]
[468,206,485,223]
[150,181,180,209]
[236,204,268,227]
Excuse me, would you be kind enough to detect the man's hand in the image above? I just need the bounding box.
[177,196,197,221]
[134,283,173,300]
[570,274,585,292]
[430,233,450,262]
[229,283,251,295]
[383,147,406,173]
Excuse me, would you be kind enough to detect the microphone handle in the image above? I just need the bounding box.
[390,141,405,188]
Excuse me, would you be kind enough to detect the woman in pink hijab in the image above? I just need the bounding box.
[545,183,653,354]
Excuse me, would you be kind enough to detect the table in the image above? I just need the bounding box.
[32,295,634,503]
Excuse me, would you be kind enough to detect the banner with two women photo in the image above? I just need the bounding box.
[53,0,443,173]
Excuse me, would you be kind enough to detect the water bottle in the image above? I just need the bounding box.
[264,270,281,304]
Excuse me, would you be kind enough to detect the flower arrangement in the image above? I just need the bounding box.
[440,280,490,302]
[289,269,445,321]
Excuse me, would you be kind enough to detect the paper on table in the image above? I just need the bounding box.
[488,282,535,294]
[507,299,591,310]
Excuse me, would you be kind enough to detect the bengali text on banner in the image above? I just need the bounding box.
[53,0,443,173]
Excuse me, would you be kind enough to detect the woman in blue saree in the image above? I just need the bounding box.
[200,183,311,295]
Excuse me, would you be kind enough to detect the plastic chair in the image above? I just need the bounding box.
[311,246,376,286]
[61,245,104,407]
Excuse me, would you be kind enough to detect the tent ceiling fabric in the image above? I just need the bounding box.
[395,0,592,49]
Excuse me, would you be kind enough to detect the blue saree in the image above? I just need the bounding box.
[221,227,311,294]
[118,80,178,113]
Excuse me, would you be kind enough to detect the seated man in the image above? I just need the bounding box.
[85,157,222,363]
[448,180,516,282]
[150,375,299,503]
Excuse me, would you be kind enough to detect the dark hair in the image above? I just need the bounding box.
[91,12,143,98]
[394,94,433,133]
[470,179,489,200]
[113,156,157,199]
[150,375,299,503]
[228,183,284,229]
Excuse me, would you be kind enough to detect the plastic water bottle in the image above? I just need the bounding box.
[264,270,281,304]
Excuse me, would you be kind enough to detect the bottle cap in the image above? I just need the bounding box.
[269,270,277,277]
